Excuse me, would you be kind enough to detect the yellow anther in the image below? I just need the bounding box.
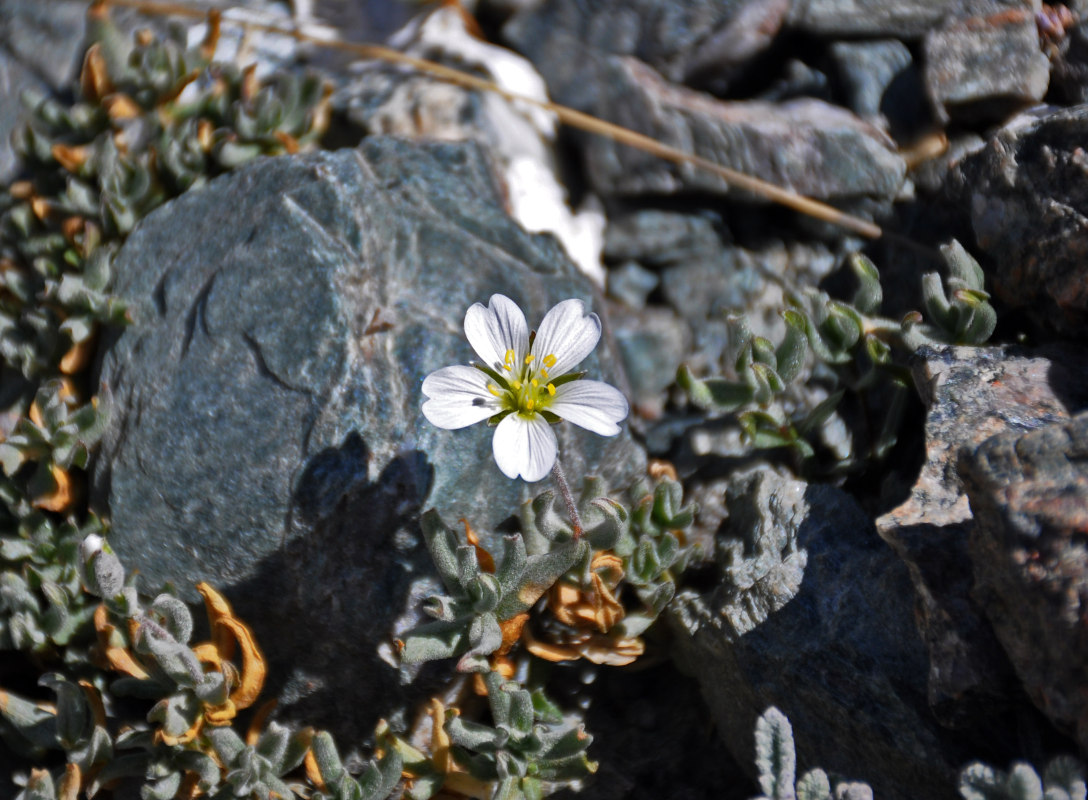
[504,349,516,369]
[547,383,556,396]
[526,398,535,411]
[487,384,501,397]
[513,380,522,390]
[540,369,549,380]
[525,354,535,364]
[543,354,557,368]
[531,379,538,387]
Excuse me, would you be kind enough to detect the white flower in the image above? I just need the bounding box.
[422,294,629,482]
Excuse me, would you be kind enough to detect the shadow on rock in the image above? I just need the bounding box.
[228,435,445,753]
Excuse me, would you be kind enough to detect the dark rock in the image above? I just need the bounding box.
[877,344,1088,730]
[960,411,1088,754]
[788,0,964,37]
[668,467,971,800]
[578,58,905,202]
[922,0,1050,124]
[503,0,790,100]
[92,139,645,744]
[603,210,724,267]
[551,660,751,800]
[952,105,1088,337]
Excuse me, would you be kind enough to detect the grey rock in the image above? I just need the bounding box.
[93,139,645,743]
[0,0,87,90]
[668,467,970,800]
[503,0,790,100]
[923,0,1050,124]
[603,210,723,267]
[605,261,658,310]
[961,411,1088,753]
[877,344,1088,729]
[953,105,1088,337]
[828,39,922,133]
[0,47,48,184]
[580,58,905,202]
[607,301,691,419]
[789,0,963,37]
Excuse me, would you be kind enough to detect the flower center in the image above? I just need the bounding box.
[489,349,558,416]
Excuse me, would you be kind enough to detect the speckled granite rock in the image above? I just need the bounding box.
[923,0,1050,123]
[961,411,1088,753]
[877,344,1088,729]
[953,105,1088,337]
[92,138,645,745]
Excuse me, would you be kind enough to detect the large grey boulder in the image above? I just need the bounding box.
[92,138,645,742]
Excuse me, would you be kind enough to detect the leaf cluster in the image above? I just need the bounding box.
[677,243,996,467]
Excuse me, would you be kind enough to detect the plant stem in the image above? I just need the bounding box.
[551,458,583,541]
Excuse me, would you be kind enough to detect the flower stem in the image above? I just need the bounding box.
[551,458,584,541]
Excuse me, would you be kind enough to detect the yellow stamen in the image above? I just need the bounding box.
[525,354,535,364]
[547,383,556,396]
[526,398,535,411]
[487,384,501,397]
[513,381,522,390]
[531,379,538,387]
[504,349,516,369]
[543,354,557,368]
[540,369,549,380]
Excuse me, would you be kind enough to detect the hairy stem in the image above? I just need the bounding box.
[551,458,583,541]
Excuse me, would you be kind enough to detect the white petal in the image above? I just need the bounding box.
[421,365,500,429]
[551,380,628,436]
[492,413,557,482]
[464,294,529,372]
[531,298,601,378]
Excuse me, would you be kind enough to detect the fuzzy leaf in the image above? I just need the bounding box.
[398,619,466,665]
[494,540,586,619]
[676,364,752,412]
[755,707,796,800]
[797,769,831,800]
[149,594,193,645]
[420,510,462,595]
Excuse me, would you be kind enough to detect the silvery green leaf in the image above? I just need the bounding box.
[39,674,86,749]
[148,692,200,739]
[677,364,753,412]
[1044,756,1086,800]
[494,539,585,619]
[144,772,183,800]
[462,612,503,662]
[150,594,193,644]
[960,762,1006,800]
[755,707,796,800]
[775,310,809,383]
[941,239,986,290]
[398,619,465,665]
[254,722,291,770]
[834,782,873,800]
[849,252,883,314]
[193,671,227,706]
[496,535,528,597]
[357,750,403,800]
[174,750,221,792]
[583,497,627,551]
[468,572,500,614]
[310,731,345,784]
[420,510,461,595]
[797,769,831,800]
[500,686,534,739]
[752,336,777,367]
[447,714,505,752]
[207,726,247,763]
[0,685,58,749]
[456,545,482,591]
